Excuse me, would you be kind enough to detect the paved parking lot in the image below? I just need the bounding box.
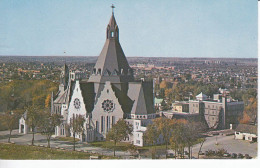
[191,134,258,158]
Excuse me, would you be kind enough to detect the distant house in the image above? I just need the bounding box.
[235,124,257,142]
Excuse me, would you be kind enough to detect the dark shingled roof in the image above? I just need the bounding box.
[236,124,258,135]
[79,81,95,113]
[88,13,134,83]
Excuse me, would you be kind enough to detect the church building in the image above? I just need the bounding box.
[51,8,155,146]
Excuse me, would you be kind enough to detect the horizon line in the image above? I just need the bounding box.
[0,55,258,59]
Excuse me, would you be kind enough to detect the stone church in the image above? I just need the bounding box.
[51,10,155,146]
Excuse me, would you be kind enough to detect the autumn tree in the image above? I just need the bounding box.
[170,120,207,159]
[159,81,167,89]
[143,123,160,159]
[39,110,62,148]
[182,121,206,159]
[45,94,52,109]
[106,119,133,156]
[70,114,85,151]
[170,119,187,158]
[26,105,42,145]
[1,109,22,143]
[153,117,175,158]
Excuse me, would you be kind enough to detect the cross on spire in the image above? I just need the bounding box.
[111,4,115,14]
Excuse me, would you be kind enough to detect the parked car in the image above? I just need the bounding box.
[184,151,189,155]
[231,153,237,158]
[198,151,205,155]
[167,153,175,158]
[244,154,251,159]
[237,153,244,158]
[223,153,231,157]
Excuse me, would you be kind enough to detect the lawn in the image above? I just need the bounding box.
[0,143,116,159]
[90,141,131,151]
[55,136,80,142]
[89,141,167,151]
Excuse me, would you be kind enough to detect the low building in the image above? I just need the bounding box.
[235,124,257,142]
[169,92,244,130]
[19,111,29,134]
[172,102,189,113]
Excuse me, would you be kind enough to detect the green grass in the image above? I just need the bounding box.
[89,141,166,151]
[89,141,132,151]
[55,136,80,142]
[0,143,116,159]
[139,144,166,150]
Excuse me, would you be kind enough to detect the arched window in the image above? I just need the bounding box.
[111,31,114,37]
[98,68,101,75]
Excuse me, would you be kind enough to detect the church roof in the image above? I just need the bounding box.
[196,92,207,98]
[94,38,130,75]
[79,82,95,113]
[88,12,133,83]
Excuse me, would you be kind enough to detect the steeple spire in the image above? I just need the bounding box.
[111,4,115,14]
[88,6,134,83]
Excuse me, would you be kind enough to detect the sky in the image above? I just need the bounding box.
[0,0,257,58]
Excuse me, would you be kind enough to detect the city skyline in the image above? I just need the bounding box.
[0,0,257,58]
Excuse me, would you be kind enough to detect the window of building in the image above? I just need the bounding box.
[96,121,99,132]
[112,116,115,125]
[107,89,109,93]
[101,116,104,132]
[111,31,114,37]
[107,116,109,132]
[136,140,140,144]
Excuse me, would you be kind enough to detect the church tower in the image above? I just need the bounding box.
[88,6,134,83]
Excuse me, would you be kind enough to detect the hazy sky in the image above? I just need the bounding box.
[0,0,257,58]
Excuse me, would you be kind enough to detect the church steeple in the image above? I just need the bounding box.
[107,5,119,40]
[88,5,134,83]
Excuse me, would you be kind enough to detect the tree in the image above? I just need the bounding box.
[106,119,133,156]
[26,105,42,145]
[170,119,187,158]
[144,123,160,159]
[183,121,203,159]
[170,120,207,159]
[1,109,22,143]
[160,81,167,89]
[197,138,206,159]
[39,110,62,148]
[144,123,159,146]
[153,117,175,158]
[127,144,138,158]
[70,114,85,151]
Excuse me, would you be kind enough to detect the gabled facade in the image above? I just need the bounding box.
[51,10,155,145]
